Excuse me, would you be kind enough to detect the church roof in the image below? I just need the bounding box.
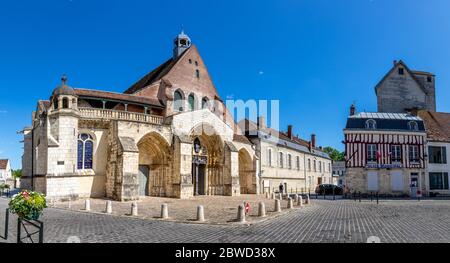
[417,110,450,142]
[75,88,164,108]
[374,60,431,96]
[124,48,190,94]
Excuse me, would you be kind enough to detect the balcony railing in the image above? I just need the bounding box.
[79,107,164,125]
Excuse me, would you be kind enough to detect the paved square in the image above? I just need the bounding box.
[1,197,449,243]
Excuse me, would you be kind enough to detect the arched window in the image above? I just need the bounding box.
[173,90,184,112]
[53,98,59,110]
[77,133,94,170]
[188,93,196,111]
[62,97,69,109]
[202,97,209,109]
[408,121,418,131]
[365,119,377,129]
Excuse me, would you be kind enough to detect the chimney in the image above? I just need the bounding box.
[350,104,356,116]
[257,116,266,129]
[310,134,316,149]
[393,60,397,66]
[287,125,293,139]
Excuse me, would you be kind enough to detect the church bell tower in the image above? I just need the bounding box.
[173,30,191,59]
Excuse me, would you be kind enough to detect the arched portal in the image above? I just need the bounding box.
[137,132,172,197]
[190,123,225,195]
[239,148,256,194]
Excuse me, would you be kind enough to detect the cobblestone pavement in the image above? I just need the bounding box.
[1,197,449,243]
[50,194,293,224]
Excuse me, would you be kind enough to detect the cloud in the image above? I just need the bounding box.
[258,70,264,75]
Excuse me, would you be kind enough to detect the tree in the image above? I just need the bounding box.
[323,147,345,162]
[12,169,22,178]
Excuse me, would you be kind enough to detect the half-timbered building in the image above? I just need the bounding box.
[344,106,427,196]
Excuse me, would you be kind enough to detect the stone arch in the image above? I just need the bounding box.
[62,97,69,109]
[173,89,185,112]
[137,132,172,197]
[238,148,256,194]
[190,123,225,195]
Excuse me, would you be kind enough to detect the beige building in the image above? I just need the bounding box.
[21,31,258,201]
[240,118,332,194]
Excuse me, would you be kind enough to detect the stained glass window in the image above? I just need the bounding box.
[77,133,94,170]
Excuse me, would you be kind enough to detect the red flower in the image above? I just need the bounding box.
[22,191,30,199]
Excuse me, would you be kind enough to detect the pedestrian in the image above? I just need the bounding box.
[279,183,284,194]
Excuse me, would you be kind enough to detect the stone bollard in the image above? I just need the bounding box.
[278,193,283,200]
[237,204,246,222]
[84,199,91,211]
[298,195,303,207]
[265,192,270,199]
[274,199,281,212]
[131,202,138,216]
[271,192,276,199]
[197,205,205,222]
[306,194,310,205]
[258,202,266,217]
[294,194,299,205]
[287,197,293,209]
[161,203,169,219]
[105,200,112,214]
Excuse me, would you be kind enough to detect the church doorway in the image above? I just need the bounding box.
[137,132,172,197]
[192,163,206,195]
[239,148,256,194]
[138,165,150,196]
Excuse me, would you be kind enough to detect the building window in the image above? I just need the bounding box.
[429,146,447,164]
[408,121,418,131]
[201,97,209,109]
[62,97,69,109]
[195,69,200,78]
[308,159,311,171]
[174,90,184,111]
[367,144,378,162]
[189,59,192,64]
[279,152,284,168]
[296,156,300,170]
[409,145,419,162]
[328,163,331,172]
[53,98,59,110]
[318,161,322,172]
[391,145,402,163]
[429,172,449,190]
[77,133,94,170]
[399,68,404,75]
[288,154,292,169]
[427,76,432,82]
[195,61,198,66]
[188,94,195,111]
[313,160,316,172]
[365,119,377,129]
[267,149,272,167]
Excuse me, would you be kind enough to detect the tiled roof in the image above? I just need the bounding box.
[346,112,425,131]
[0,159,8,170]
[74,88,164,108]
[417,110,450,142]
[124,48,190,94]
[412,70,435,76]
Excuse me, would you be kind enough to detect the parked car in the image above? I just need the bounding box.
[315,184,343,195]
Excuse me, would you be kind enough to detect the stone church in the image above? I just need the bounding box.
[375,60,436,113]
[21,31,258,201]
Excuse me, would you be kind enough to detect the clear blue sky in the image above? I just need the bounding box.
[1,0,450,169]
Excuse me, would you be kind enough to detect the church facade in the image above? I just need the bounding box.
[21,32,259,201]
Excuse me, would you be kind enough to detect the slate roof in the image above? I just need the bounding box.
[345,112,426,131]
[0,159,8,170]
[239,119,330,159]
[417,110,450,142]
[74,88,164,108]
